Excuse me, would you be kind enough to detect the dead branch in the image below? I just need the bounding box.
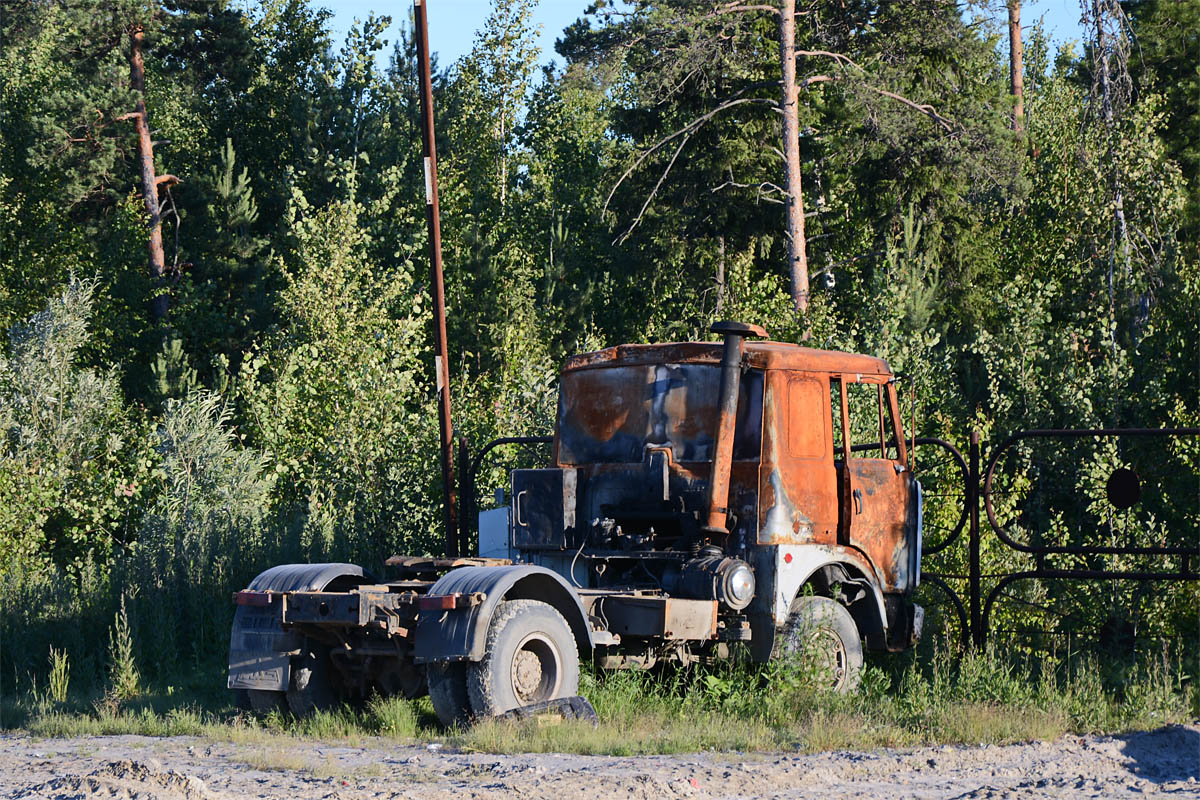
[794,50,862,70]
[794,74,954,132]
[711,2,780,16]
[603,96,775,216]
[799,74,836,90]
[863,85,955,131]
[614,131,692,245]
[710,178,788,205]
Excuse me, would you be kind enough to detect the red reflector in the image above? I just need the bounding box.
[418,594,458,611]
[234,590,271,607]
[784,553,793,564]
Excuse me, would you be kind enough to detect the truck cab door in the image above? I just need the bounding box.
[832,376,916,593]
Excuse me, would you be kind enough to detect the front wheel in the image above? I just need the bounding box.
[467,599,579,718]
[778,595,863,692]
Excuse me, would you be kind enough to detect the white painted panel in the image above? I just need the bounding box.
[478,507,510,559]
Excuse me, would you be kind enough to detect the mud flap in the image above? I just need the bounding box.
[226,603,297,691]
[228,652,291,692]
[227,563,369,692]
[498,695,599,726]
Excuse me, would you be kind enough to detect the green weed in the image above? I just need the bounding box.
[47,646,69,706]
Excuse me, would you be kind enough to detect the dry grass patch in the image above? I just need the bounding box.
[795,710,919,753]
[932,703,1069,746]
[460,709,778,755]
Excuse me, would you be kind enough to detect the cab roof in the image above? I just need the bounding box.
[563,341,892,376]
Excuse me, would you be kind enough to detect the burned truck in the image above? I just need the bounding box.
[228,322,923,724]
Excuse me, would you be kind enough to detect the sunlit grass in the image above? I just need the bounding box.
[3,642,1193,756]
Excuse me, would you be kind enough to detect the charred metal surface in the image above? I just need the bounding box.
[758,371,834,546]
[847,460,914,592]
[595,595,718,640]
[563,341,891,375]
[384,556,512,584]
[555,363,762,466]
[511,468,577,550]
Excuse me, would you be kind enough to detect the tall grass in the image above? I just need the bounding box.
[2,640,1192,755]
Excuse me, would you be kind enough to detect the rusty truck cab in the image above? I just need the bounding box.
[752,344,921,653]
[534,334,922,659]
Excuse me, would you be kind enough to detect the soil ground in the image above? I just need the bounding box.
[2,724,1197,799]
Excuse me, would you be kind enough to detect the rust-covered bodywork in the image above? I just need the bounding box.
[536,334,922,656]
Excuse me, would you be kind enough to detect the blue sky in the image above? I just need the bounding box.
[324,1,1089,71]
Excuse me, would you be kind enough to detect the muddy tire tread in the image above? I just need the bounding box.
[466,599,579,719]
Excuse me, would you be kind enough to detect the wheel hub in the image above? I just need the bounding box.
[510,633,561,704]
[809,629,848,687]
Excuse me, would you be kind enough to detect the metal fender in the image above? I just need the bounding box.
[752,545,888,631]
[413,565,594,664]
[227,563,372,692]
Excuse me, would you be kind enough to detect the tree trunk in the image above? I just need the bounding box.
[1007,1,1025,133]
[128,24,168,320]
[715,234,726,317]
[1092,0,1132,347]
[778,0,810,318]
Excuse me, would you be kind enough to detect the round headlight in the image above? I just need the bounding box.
[723,563,755,610]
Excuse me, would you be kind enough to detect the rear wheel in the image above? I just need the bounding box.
[286,639,339,716]
[427,662,472,727]
[247,689,287,714]
[779,595,863,692]
[466,599,579,718]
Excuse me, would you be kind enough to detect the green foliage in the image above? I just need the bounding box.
[48,647,70,706]
[238,197,438,561]
[0,280,154,574]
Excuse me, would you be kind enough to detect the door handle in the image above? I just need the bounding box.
[515,490,528,526]
[852,488,863,515]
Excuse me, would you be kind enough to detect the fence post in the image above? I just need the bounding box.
[968,429,984,648]
[457,435,472,558]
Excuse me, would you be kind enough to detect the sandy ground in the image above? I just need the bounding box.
[1,725,1197,799]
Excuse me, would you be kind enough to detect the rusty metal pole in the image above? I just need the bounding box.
[414,0,458,557]
[968,430,982,648]
[703,322,768,542]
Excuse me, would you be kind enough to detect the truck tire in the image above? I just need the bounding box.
[466,599,579,718]
[247,689,288,714]
[428,662,472,727]
[779,595,863,692]
[286,639,338,716]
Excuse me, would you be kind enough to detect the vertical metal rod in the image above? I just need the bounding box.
[703,322,767,543]
[414,0,458,557]
[968,430,983,648]
[456,434,472,557]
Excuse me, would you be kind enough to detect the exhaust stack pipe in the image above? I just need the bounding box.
[703,321,768,541]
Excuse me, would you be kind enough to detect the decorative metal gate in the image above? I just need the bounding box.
[918,428,1199,650]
